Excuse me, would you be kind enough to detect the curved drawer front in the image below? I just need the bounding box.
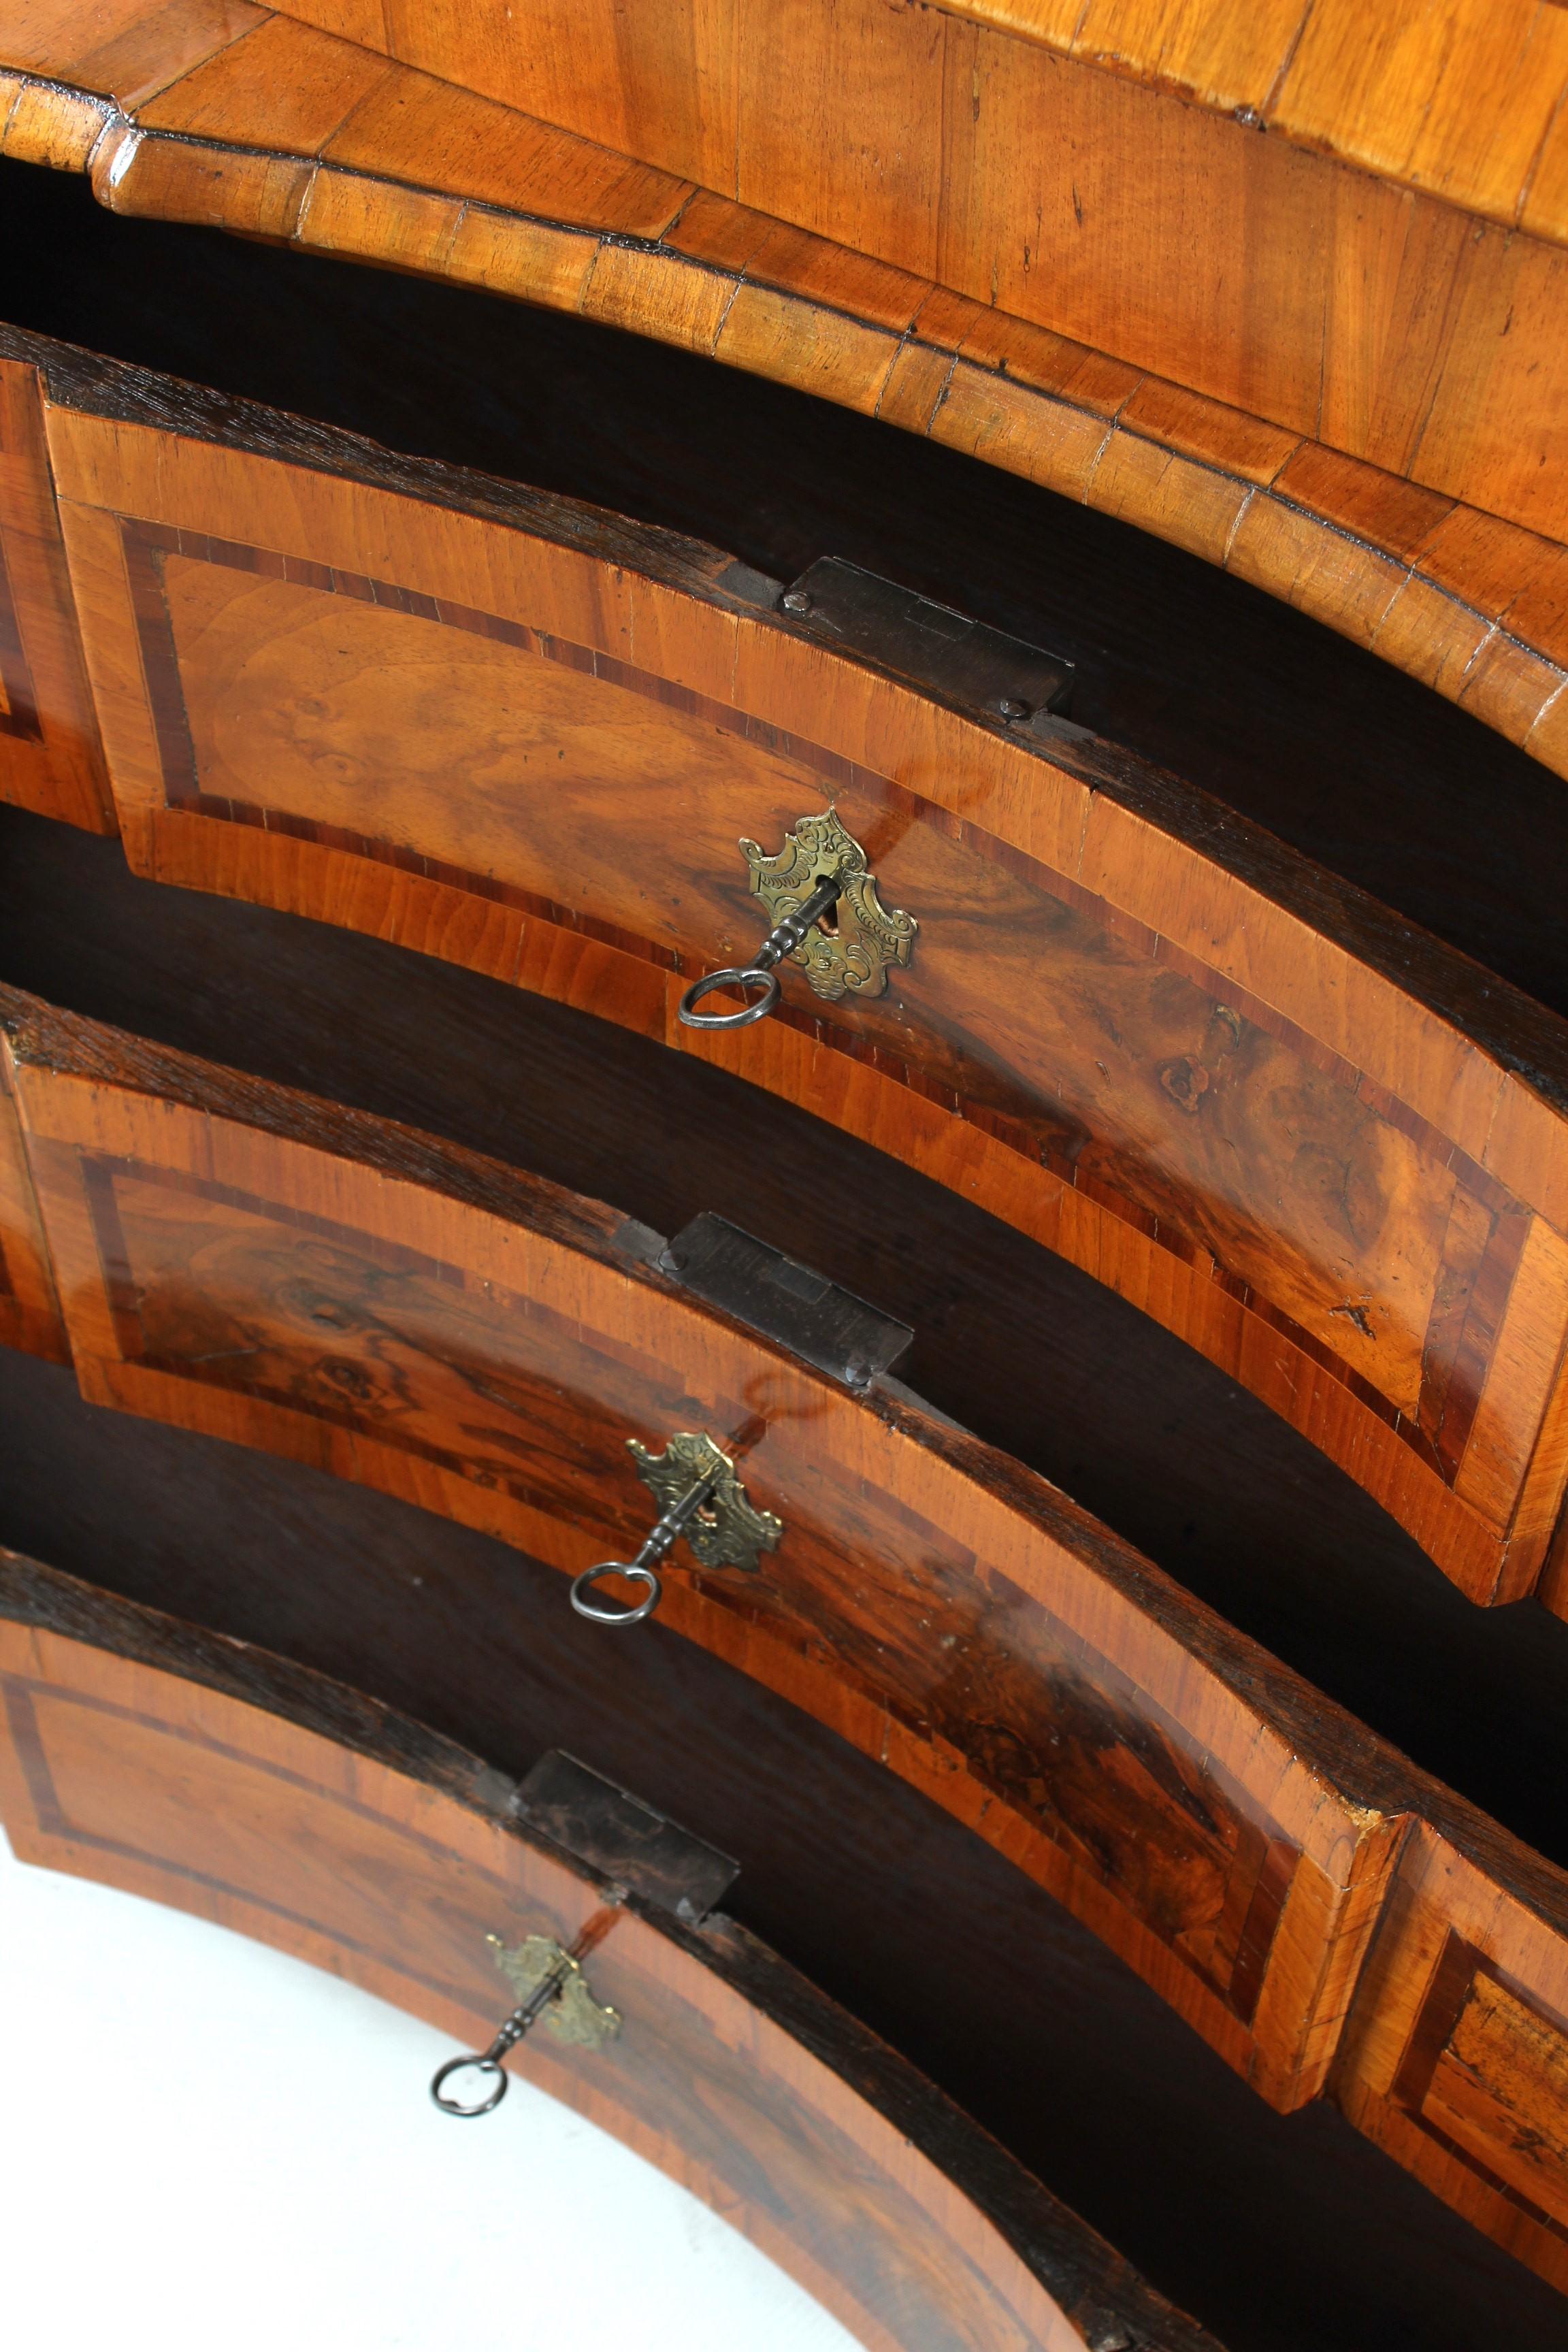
[5,330,1568,1607]
[0,981,1384,2114]
[8,982,1568,2288]
[0,1553,1222,2352]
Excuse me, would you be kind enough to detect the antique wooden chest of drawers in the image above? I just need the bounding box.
[8,5,1568,2346]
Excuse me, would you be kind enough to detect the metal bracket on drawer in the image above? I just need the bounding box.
[429,1757,735,2117]
[679,804,915,1030]
[677,566,1071,1032]
[515,1751,740,1923]
[656,1213,913,1390]
[776,557,1075,725]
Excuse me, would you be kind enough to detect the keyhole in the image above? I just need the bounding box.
[815,899,839,936]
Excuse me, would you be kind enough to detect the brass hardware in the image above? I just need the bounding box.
[570,1432,783,1627]
[429,1933,621,2117]
[678,808,916,1030]
[747,810,917,1003]
[490,1934,621,2048]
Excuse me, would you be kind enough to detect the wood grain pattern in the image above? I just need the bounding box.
[18,326,1568,1603]
[0,0,261,114]
[267,0,1568,254]
[1335,1823,1568,2285]
[10,160,1568,1023]
[7,1348,1568,2352]
[0,1550,1226,2352]
[0,356,112,829]
[0,980,1392,2114]
[8,16,1568,774]
[941,0,1568,244]
[0,1045,67,1362]
[9,992,1568,2287]
[210,0,1568,546]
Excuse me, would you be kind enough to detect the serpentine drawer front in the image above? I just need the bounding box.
[0,1553,1228,2352]
[8,979,1568,2289]
[5,327,1568,1612]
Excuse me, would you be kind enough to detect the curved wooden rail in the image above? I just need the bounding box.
[4,327,1568,1600]
[0,1548,1226,2352]
[165,0,1568,545]
[5,7,1568,784]
[8,984,1568,2285]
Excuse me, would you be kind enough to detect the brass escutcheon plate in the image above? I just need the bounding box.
[630,1433,783,1575]
[741,808,916,1002]
[485,1932,621,2050]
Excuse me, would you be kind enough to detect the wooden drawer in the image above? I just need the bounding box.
[11,0,1568,785]
[0,1552,1225,2352]
[3,15,1568,2340]
[5,325,1568,1611]
[9,975,1568,2289]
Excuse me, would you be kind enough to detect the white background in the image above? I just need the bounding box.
[0,1830,859,2352]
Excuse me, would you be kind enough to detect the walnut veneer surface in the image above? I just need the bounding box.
[8,978,1568,2283]
[6,152,1565,1026]
[2,16,1567,2318]
[4,323,1568,1602]
[0,1548,1232,2352]
[7,1341,1568,2352]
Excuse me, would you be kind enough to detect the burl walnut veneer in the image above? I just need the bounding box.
[7,981,1568,2287]
[3,327,1568,1607]
[0,1547,1228,2352]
